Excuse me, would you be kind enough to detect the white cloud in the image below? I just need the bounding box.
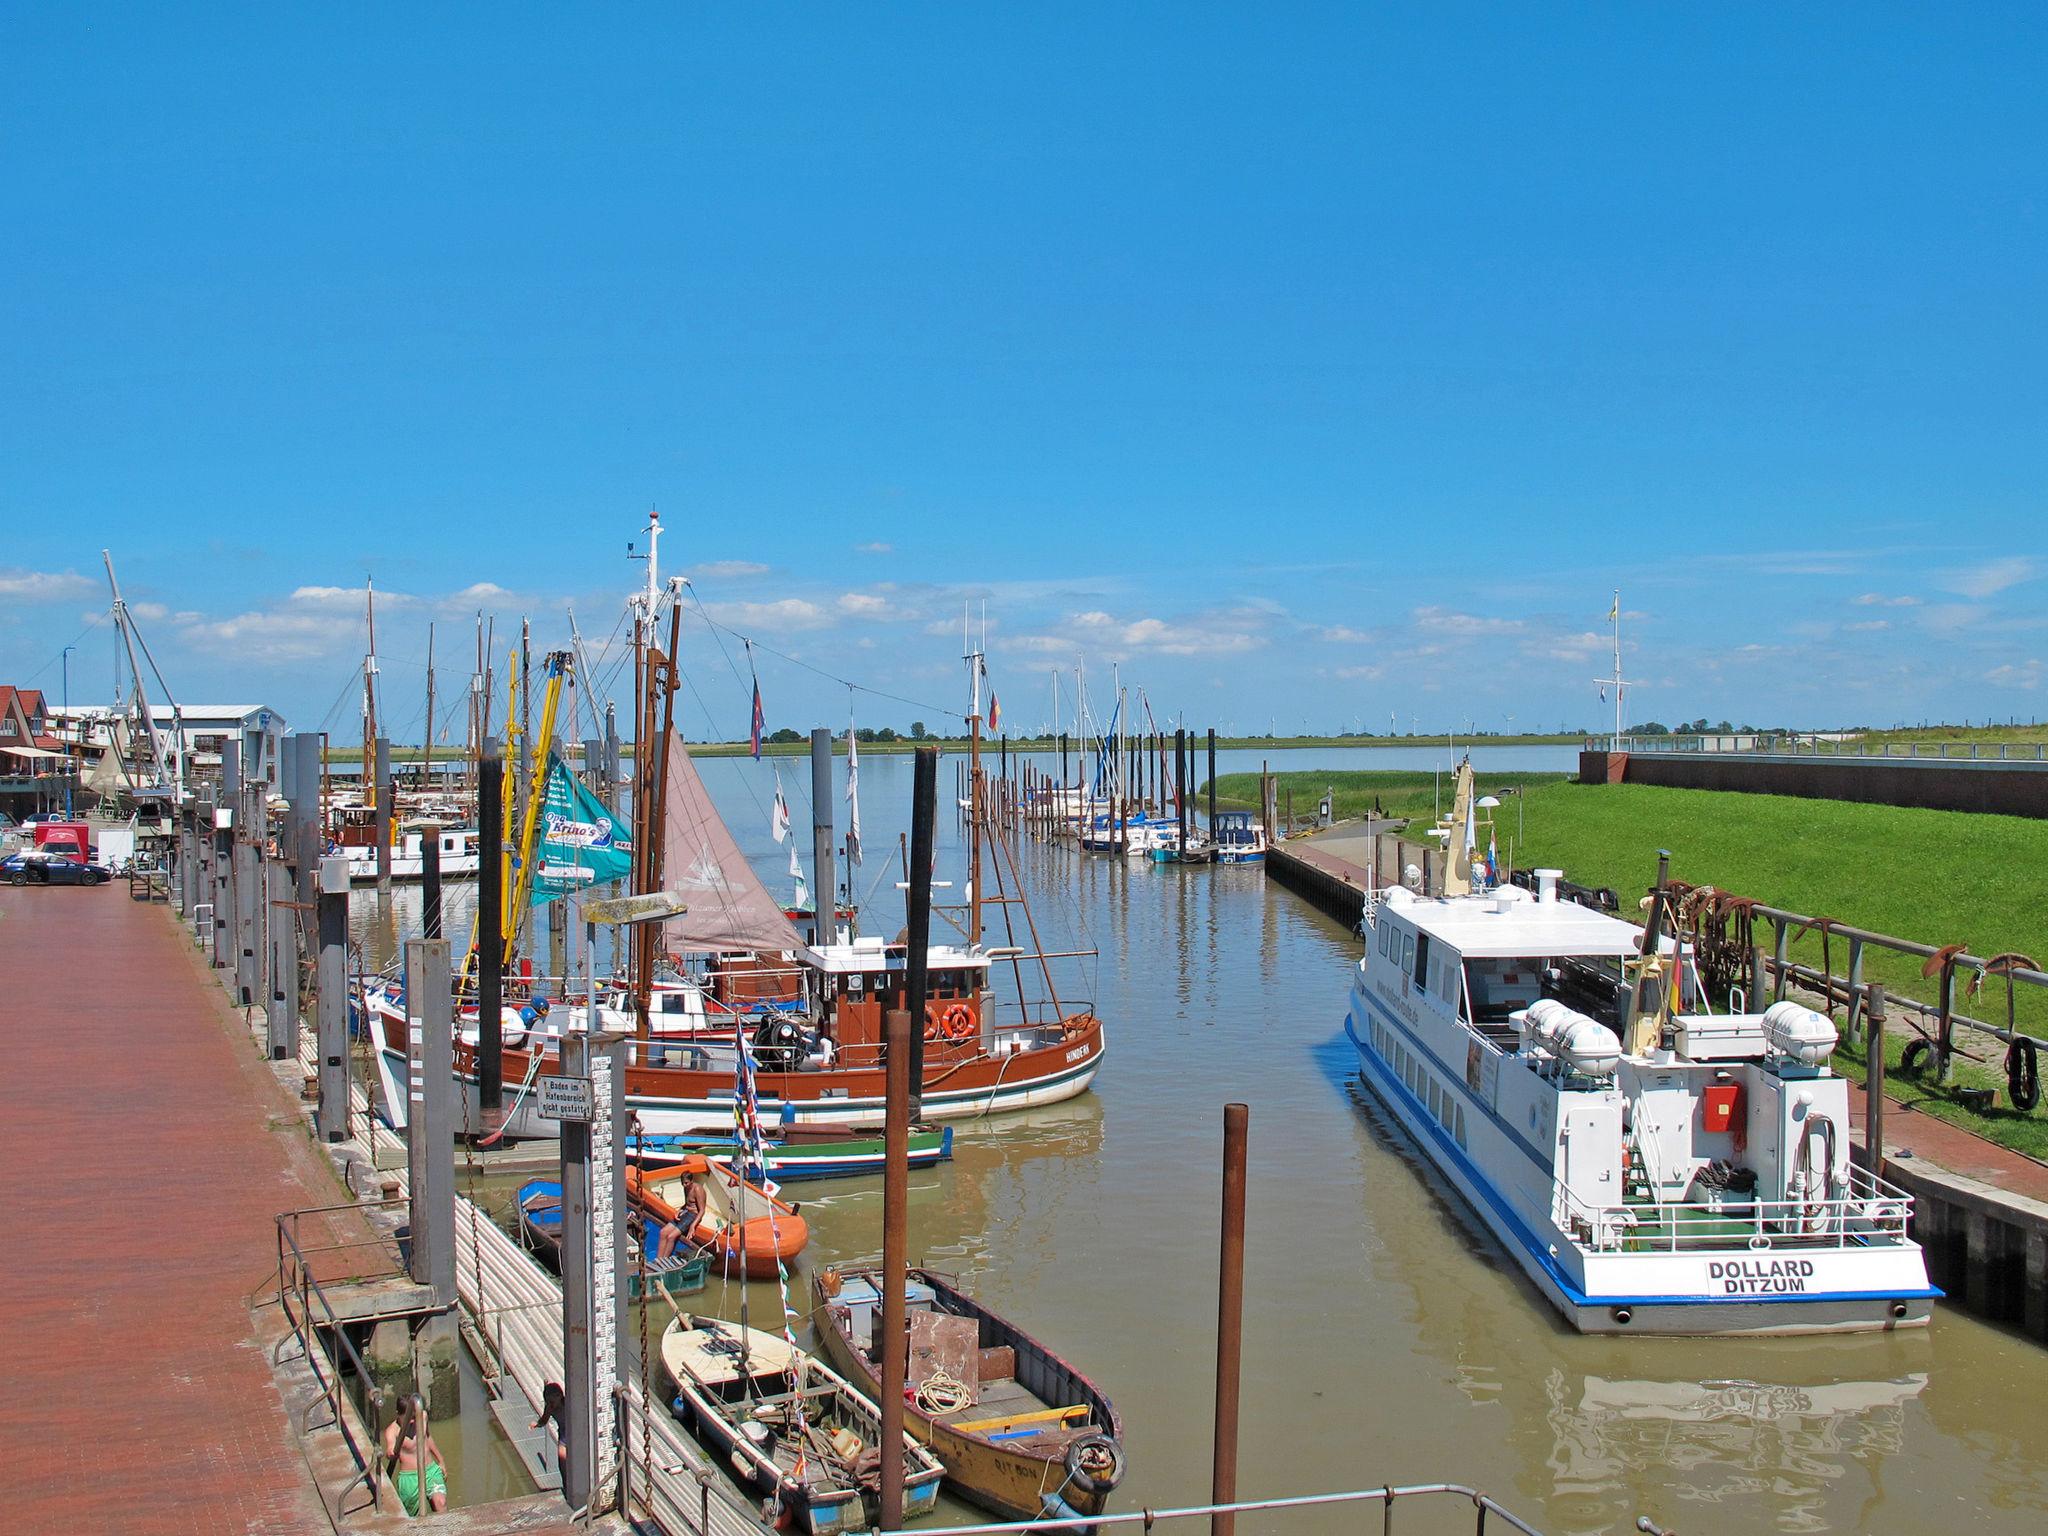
[837,592,893,619]
[855,541,893,555]
[0,568,97,601]
[1943,557,2039,600]
[1412,606,1524,638]
[1333,664,1384,680]
[1855,592,1920,607]
[1527,631,1605,663]
[691,560,771,581]
[1319,625,1374,643]
[1007,605,1272,659]
[1985,659,2042,690]
[701,597,832,631]
[1843,619,1890,633]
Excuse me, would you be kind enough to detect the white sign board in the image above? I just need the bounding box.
[537,1073,595,1123]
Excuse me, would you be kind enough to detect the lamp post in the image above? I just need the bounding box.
[62,644,75,817]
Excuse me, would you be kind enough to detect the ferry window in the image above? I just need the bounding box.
[1401,933,1415,976]
[1414,933,1431,988]
[1454,1105,1467,1147]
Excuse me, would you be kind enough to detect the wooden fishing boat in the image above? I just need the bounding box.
[811,1268,1126,1526]
[629,1123,955,1182]
[659,1313,943,1535]
[627,1157,808,1280]
[515,1179,709,1300]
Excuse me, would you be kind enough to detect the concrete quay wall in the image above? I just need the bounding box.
[1580,749,2048,818]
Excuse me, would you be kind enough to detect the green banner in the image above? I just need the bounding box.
[532,757,634,906]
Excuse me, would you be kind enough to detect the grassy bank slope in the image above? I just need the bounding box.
[1208,769,1570,825]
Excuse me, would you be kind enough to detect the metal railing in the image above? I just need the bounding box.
[902,1482,1552,1535]
[272,1198,411,1518]
[1554,1160,1915,1254]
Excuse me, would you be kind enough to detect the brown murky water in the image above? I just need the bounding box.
[355,749,2048,1533]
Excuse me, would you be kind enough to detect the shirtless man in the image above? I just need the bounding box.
[655,1176,709,1262]
[383,1394,448,1515]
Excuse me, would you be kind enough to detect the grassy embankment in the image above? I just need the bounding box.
[1213,771,2048,1159]
[324,732,1584,762]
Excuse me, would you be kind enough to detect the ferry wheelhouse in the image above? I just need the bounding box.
[1343,770,1935,1336]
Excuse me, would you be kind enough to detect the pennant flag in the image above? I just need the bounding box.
[1608,593,1620,623]
[788,841,808,911]
[988,690,1001,733]
[749,677,765,760]
[844,718,862,866]
[770,770,791,844]
[531,756,634,906]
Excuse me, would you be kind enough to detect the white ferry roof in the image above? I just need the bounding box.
[801,938,990,974]
[1381,888,1645,959]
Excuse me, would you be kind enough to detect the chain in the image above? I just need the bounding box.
[630,1110,654,1518]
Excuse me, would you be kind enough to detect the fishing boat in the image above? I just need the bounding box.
[660,1313,944,1534]
[1343,761,1937,1336]
[627,1157,808,1280]
[515,1178,709,1299]
[630,1123,955,1182]
[1210,811,1267,864]
[811,1268,1125,1527]
[370,526,1105,1140]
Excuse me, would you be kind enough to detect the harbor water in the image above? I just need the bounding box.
[353,746,2047,1533]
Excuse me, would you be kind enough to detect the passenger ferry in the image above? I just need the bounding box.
[1343,763,1936,1336]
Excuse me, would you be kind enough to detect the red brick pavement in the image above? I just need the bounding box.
[0,883,367,1534]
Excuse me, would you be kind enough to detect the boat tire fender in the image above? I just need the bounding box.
[2006,1036,2040,1112]
[1065,1432,1126,1495]
[1899,1039,1932,1079]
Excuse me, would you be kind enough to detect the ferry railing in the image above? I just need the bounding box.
[901,1482,1553,1534]
[1554,1161,1915,1255]
[272,1197,411,1517]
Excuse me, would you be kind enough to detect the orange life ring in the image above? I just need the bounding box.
[939,1002,976,1041]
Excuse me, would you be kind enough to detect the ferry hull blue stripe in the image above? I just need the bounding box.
[1342,1003,1933,1311]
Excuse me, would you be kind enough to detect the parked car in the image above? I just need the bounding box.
[1,851,113,886]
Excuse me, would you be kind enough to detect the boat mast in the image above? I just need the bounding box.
[363,579,380,811]
[964,603,983,947]
[423,621,435,799]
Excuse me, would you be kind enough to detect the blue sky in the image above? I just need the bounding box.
[3,5,2043,740]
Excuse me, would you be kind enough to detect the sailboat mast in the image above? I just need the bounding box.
[423,622,435,796]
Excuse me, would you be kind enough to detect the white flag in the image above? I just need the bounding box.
[845,719,862,866]
[770,770,791,844]
[788,841,808,910]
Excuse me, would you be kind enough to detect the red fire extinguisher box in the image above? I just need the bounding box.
[1702,1082,1743,1134]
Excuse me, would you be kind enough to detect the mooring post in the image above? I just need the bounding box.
[810,727,837,946]
[198,784,220,951]
[906,745,938,1123]
[1213,1102,1249,1536]
[265,846,295,1059]
[421,830,442,939]
[1844,936,1866,1042]
[373,735,393,889]
[479,736,504,1114]
[1865,983,1886,1170]
[560,1027,627,1515]
[315,855,351,1143]
[879,1002,913,1531]
[1207,727,1217,832]
[405,936,461,1414]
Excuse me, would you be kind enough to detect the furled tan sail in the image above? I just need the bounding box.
[658,731,807,954]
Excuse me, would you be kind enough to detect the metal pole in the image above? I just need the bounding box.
[1207,727,1217,832]
[374,735,393,889]
[406,937,457,1306]
[1865,983,1886,1171]
[879,1004,912,1530]
[906,746,938,1120]
[315,855,351,1143]
[1213,1103,1249,1536]
[560,1027,627,1515]
[810,728,836,946]
[560,1030,595,1514]
[479,737,504,1112]
[265,852,294,1059]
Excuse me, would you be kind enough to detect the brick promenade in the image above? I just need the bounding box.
[1,881,360,1534]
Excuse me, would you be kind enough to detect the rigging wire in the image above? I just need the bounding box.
[683,588,964,723]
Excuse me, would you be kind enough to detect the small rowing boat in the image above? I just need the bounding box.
[627,1157,808,1280]
[811,1267,1125,1526]
[660,1313,943,1534]
[629,1123,955,1182]
[514,1179,708,1300]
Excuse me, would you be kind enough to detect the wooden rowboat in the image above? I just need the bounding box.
[660,1313,943,1535]
[628,1156,807,1280]
[810,1267,1125,1525]
[516,1179,709,1300]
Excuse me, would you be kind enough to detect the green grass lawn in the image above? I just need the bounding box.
[1851,722,2048,747]
[1214,771,2048,1158]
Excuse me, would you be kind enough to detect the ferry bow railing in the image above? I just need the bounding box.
[273,1197,411,1517]
[1553,1161,1915,1255]
[898,1482,1553,1535]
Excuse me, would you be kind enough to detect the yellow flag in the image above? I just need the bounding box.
[1608,594,1619,622]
